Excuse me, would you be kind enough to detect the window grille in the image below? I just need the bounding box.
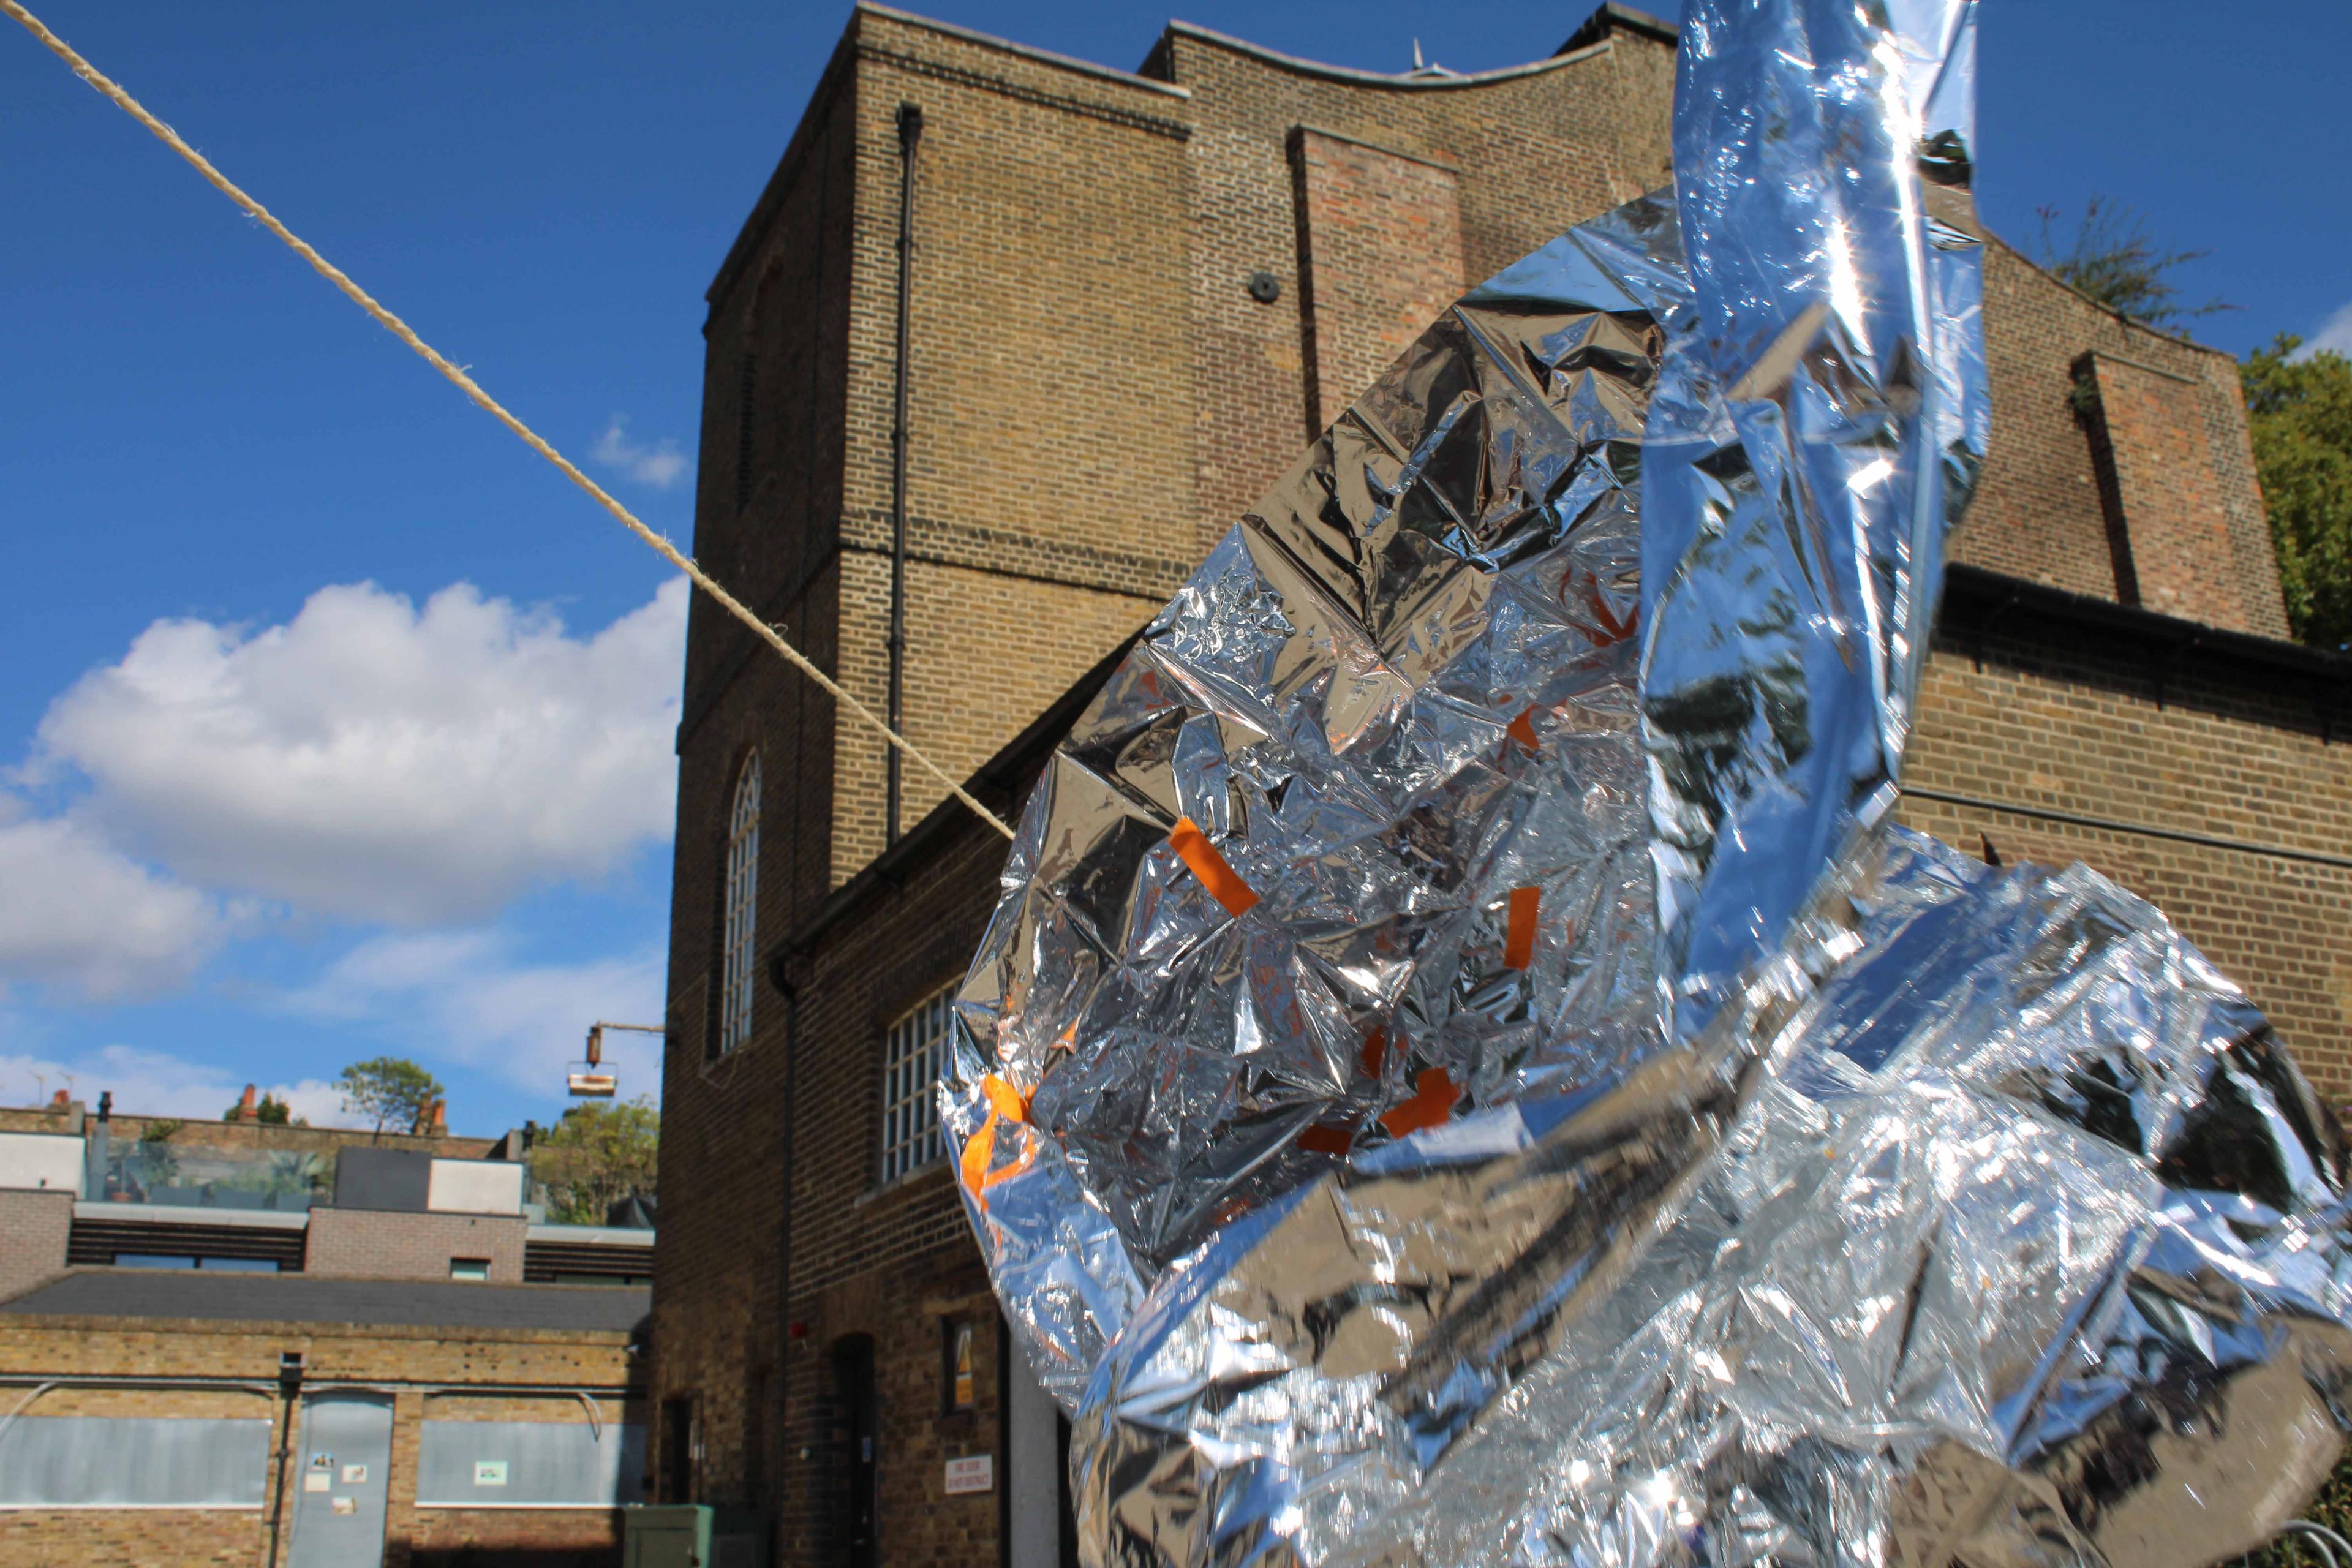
[718,755,761,1055]
[880,986,954,1183]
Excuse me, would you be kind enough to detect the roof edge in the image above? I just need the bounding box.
[1941,562,2352,690]
[1159,18,1612,90]
[1986,232,2239,364]
[1559,2,1679,55]
[856,2,1192,97]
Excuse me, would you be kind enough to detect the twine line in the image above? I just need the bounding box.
[2,0,1017,842]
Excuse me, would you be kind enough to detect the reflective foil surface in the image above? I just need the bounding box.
[942,2,2352,1563]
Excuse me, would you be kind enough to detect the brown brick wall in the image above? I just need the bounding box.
[0,1188,72,1301]
[1291,127,1467,434]
[652,760,1012,1563]
[0,1313,639,1568]
[2084,352,2246,628]
[306,1208,527,1283]
[1901,630,2351,1098]
[1956,239,2289,638]
[1159,23,1678,548]
[653,13,2337,1568]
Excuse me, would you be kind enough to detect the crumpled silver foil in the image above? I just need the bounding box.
[941,2,2352,1564]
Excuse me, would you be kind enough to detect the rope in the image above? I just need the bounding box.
[2,0,1016,843]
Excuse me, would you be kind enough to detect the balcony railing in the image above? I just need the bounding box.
[97,1144,331,1212]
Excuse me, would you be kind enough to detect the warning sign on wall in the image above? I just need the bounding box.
[943,1454,993,1495]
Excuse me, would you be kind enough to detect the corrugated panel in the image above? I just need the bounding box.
[414,1420,644,1507]
[0,1415,271,1507]
[67,1217,307,1270]
[522,1240,654,1283]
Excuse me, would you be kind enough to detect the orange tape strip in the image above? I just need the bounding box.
[1380,1068,1460,1136]
[960,1074,1036,1213]
[1169,816,1260,918]
[1504,885,1540,970]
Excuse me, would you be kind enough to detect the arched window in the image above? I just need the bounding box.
[718,753,761,1054]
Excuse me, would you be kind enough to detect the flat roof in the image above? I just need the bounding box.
[1,1270,648,1333]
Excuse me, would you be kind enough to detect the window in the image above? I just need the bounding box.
[718,753,762,1055]
[0,1415,271,1507]
[415,1419,644,1507]
[941,1319,975,1412]
[450,1258,491,1283]
[880,986,953,1183]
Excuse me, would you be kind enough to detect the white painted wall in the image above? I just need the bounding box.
[425,1158,524,1215]
[0,1133,85,1194]
[1006,1336,1062,1568]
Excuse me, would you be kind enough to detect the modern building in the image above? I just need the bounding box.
[649,5,2352,1566]
[0,1101,655,1567]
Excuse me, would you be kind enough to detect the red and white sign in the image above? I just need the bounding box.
[943,1454,994,1495]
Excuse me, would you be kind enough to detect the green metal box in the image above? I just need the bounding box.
[622,1504,769,1568]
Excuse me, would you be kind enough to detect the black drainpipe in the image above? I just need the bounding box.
[886,100,924,845]
[766,954,801,1537]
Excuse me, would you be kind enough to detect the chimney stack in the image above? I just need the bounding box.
[236,1084,259,1123]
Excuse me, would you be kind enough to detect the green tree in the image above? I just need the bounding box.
[532,1098,658,1226]
[2242,336,2352,650]
[2034,195,2234,332]
[336,1057,444,1139]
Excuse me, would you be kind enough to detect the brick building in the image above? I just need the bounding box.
[0,1278,646,1568]
[0,1105,655,1566]
[650,5,2352,1565]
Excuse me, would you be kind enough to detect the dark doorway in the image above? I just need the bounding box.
[658,1396,696,1505]
[832,1335,879,1568]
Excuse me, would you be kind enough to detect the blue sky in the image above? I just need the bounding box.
[2,0,2345,1136]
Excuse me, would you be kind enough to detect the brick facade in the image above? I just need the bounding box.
[304,1208,528,1284]
[0,1313,641,1568]
[1902,598,2350,1093]
[1956,240,2288,638]
[1290,127,1467,434]
[0,1188,73,1301]
[652,8,2345,1567]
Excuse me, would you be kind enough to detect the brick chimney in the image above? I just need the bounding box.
[236,1084,259,1123]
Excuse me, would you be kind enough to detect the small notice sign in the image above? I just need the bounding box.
[341,1464,368,1484]
[944,1454,993,1495]
[474,1460,508,1487]
[303,1472,331,1494]
[331,1496,356,1516]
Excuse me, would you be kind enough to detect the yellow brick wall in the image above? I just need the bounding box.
[0,1314,641,1568]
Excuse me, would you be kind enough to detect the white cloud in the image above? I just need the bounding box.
[287,930,665,1102]
[590,415,690,490]
[2303,301,2352,360]
[0,1042,358,1128]
[34,577,686,926]
[0,796,221,1001]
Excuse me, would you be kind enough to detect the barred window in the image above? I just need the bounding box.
[718,754,761,1055]
[880,986,953,1183]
